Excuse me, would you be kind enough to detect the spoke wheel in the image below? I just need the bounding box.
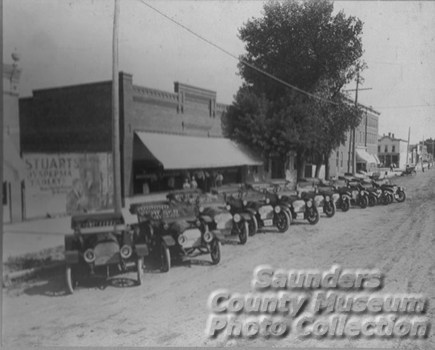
[368,195,376,207]
[306,208,320,225]
[359,196,368,209]
[238,221,249,245]
[210,240,221,265]
[395,190,406,203]
[160,242,171,273]
[323,201,336,217]
[275,210,290,233]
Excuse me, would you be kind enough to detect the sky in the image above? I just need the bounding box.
[3,0,435,144]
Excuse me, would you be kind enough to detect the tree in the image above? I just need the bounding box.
[223,0,365,179]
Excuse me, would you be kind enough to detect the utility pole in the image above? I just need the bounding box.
[112,0,122,214]
[344,73,372,175]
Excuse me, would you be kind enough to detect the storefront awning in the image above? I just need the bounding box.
[356,149,378,164]
[134,132,263,170]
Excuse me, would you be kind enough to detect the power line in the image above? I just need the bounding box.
[376,104,435,109]
[137,0,338,105]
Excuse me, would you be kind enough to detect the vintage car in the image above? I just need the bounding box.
[258,180,320,225]
[239,182,292,233]
[196,190,251,244]
[211,184,258,236]
[130,189,221,271]
[64,209,149,294]
[296,179,337,218]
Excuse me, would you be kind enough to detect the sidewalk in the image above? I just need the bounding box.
[3,216,71,262]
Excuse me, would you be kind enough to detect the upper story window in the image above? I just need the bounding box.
[378,145,381,153]
[392,145,396,153]
[384,145,388,153]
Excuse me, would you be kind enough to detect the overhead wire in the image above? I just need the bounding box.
[137,0,338,105]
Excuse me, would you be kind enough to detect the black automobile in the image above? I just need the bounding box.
[130,190,221,272]
[64,210,149,294]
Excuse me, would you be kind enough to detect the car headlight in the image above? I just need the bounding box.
[306,200,313,208]
[226,205,231,211]
[120,245,133,259]
[265,198,270,204]
[233,214,241,223]
[83,249,96,263]
[203,231,213,243]
[178,234,186,245]
[325,195,330,202]
[278,194,282,200]
[163,222,169,230]
[199,206,204,213]
[274,206,281,213]
[243,200,247,206]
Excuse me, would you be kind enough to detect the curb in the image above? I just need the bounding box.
[2,262,65,287]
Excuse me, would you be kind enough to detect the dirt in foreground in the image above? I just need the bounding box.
[2,172,435,349]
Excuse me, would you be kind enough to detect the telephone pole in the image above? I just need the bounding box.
[112,0,122,214]
[344,72,372,175]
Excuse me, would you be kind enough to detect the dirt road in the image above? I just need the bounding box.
[3,171,434,348]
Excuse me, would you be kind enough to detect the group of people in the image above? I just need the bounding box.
[179,171,224,191]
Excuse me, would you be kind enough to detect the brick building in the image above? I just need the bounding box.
[19,73,262,218]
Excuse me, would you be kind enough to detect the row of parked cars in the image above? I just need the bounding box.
[63,175,406,294]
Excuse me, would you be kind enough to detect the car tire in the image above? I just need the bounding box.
[359,196,368,209]
[210,239,221,265]
[368,195,376,207]
[160,242,171,273]
[323,201,336,217]
[341,198,350,212]
[137,257,144,285]
[248,216,258,236]
[275,210,290,233]
[307,207,320,225]
[65,265,77,295]
[395,190,406,203]
[238,221,249,245]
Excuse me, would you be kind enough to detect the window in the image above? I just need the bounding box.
[340,152,343,167]
[378,145,381,153]
[384,145,388,153]
[336,151,339,168]
[392,145,396,153]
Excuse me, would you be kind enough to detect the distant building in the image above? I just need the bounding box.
[409,142,428,165]
[378,133,408,169]
[3,55,26,222]
[327,102,380,177]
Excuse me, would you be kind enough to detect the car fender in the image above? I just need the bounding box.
[65,234,80,264]
[161,235,176,247]
[239,212,253,221]
[199,215,213,223]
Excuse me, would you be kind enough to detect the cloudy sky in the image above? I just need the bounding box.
[4,0,435,144]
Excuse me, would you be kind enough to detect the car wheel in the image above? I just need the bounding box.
[341,198,350,212]
[65,265,77,295]
[359,196,368,209]
[395,190,406,203]
[248,216,258,236]
[307,207,320,225]
[160,242,171,273]
[381,194,389,205]
[238,221,249,245]
[368,195,376,207]
[275,210,290,232]
[210,239,221,265]
[323,201,336,217]
[136,257,144,285]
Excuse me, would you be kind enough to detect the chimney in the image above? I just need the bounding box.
[392,133,395,138]
[388,132,391,137]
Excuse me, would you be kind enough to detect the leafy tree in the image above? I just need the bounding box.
[223,0,365,179]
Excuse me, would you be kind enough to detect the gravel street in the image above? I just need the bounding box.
[2,171,434,348]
